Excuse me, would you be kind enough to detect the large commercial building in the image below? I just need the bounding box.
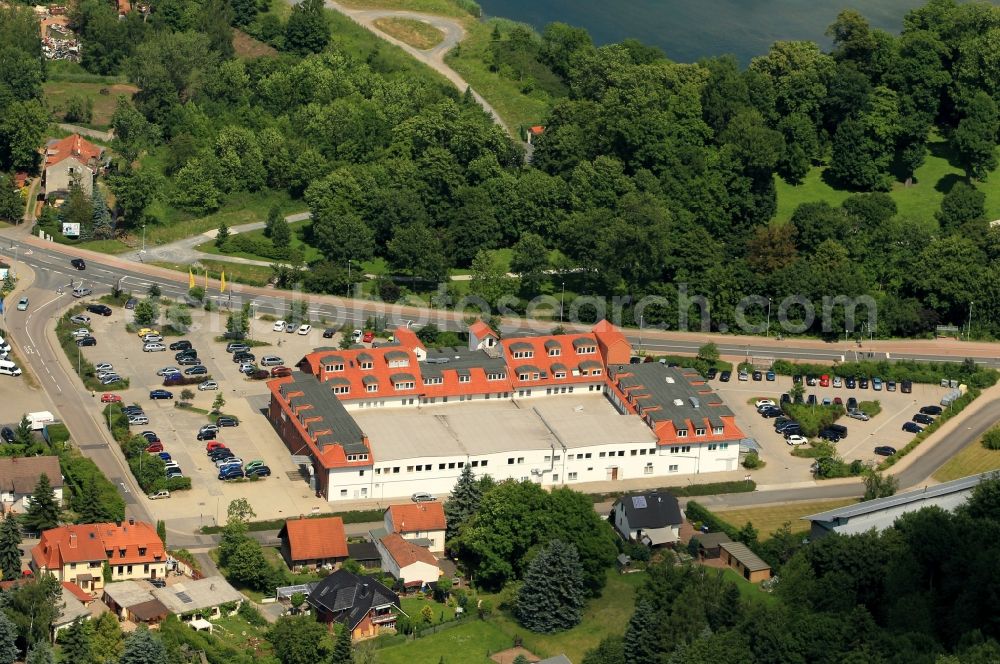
[268,321,744,502]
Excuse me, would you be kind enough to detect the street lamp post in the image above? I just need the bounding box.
[559,282,565,323]
[638,315,644,354]
[765,297,772,338]
[968,301,975,339]
[141,225,146,253]
[347,260,352,298]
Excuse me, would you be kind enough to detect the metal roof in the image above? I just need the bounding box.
[281,372,367,455]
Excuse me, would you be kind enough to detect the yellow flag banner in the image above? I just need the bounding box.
[204,268,208,290]
[188,268,195,289]
[220,271,226,293]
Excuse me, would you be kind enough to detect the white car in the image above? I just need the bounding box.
[142,334,163,343]
[297,324,311,335]
[352,329,363,343]
[198,380,219,391]
[738,371,749,381]
[70,314,91,325]
[847,410,870,421]
[832,376,843,388]
[755,399,776,408]
[143,343,166,352]
[215,457,242,468]
[127,415,149,426]
[72,328,91,339]
[95,362,113,372]
[272,320,286,332]
[785,434,808,445]
[148,490,170,500]
[156,366,180,376]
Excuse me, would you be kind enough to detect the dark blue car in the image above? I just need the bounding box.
[149,389,173,400]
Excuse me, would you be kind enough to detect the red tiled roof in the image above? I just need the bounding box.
[278,516,348,562]
[391,327,424,352]
[44,134,102,169]
[501,333,605,389]
[62,581,93,602]
[528,126,545,135]
[592,320,632,365]
[469,320,497,339]
[305,346,422,401]
[380,533,438,569]
[387,502,446,534]
[31,521,165,571]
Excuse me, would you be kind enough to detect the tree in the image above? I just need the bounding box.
[212,393,226,413]
[267,616,329,664]
[199,0,235,57]
[4,575,60,653]
[179,389,194,405]
[227,537,272,592]
[271,213,291,250]
[216,219,230,249]
[0,174,22,223]
[119,628,168,664]
[581,635,625,664]
[510,232,549,295]
[736,521,758,546]
[64,94,93,124]
[59,185,93,239]
[0,611,16,664]
[58,618,94,664]
[468,250,517,308]
[387,222,448,283]
[289,592,305,612]
[419,604,433,625]
[12,416,31,447]
[330,625,352,664]
[515,539,586,633]
[107,167,159,229]
[0,512,22,580]
[24,473,59,532]
[91,612,123,661]
[75,476,115,523]
[91,189,114,240]
[285,0,330,55]
[953,91,999,180]
[697,342,720,364]
[936,181,985,232]
[25,641,53,664]
[132,297,159,326]
[444,465,482,544]
[862,468,898,501]
[110,96,155,165]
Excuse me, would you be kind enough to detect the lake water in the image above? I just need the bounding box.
[476,0,951,64]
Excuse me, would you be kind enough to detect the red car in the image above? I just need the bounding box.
[270,366,292,378]
[206,440,225,452]
[819,374,830,387]
[101,393,122,403]
[145,442,164,453]
[362,331,375,343]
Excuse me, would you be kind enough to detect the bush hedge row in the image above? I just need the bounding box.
[684,501,740,540]
[198,508,386,534]
[771,358,998,389]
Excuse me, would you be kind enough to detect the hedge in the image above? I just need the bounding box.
[163,375,215,386]
[684,501,739,540]
[56,307,130,391]
[199,508,386,534]
[879,387,982,470]
[61,448,126,521]
[770,358,998,389]
[781,403,844,437]
[589,480,756,503]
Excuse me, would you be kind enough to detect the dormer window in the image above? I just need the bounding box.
[549,348,560,357]
[459,375,471,383]
[138,547,146,556]
[512,350,533,359]
[677,429,688,438]
[519,373,529,381]
[333,385,350,395]
[575,345,595,354]
[554,371,566,379]
[366,383,378,393]
[324,363,344,372]
[360,361,374,370]
[394,381,415,390]
[695,428,706,436]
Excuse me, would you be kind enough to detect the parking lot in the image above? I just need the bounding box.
[712,372,952,471]
[76,302,349,523]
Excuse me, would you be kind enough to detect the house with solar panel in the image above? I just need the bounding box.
[612,491,684,546]
[307,569,402,639]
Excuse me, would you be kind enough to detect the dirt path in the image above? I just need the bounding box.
[57,123,114,142]
[317,0,512,136]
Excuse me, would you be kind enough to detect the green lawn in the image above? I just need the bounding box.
[377,619,510,664]
[774,137,1000,229]
[718,568,780,606]
[337,0,475,18]
[143,190,302,246]
[446,19,555,131]
[933,439,1000,482]
[42,80,138,128]
[196,219,321,263]
[401,595,459,623]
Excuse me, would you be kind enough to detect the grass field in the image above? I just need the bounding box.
[195,219,321,263]
[143,190,302,246]
[337,0,475,18]
[718,568,780,606]
[42,81,138,128]
[446,19,554,131]
[233,29,278,58]
[774,137,1000,229]
[933,439,1000,482]
[376,620,510,664]
[715,498,859,536]
[373,17,446,49]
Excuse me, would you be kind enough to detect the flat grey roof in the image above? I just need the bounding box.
[421,347,506,378]
[103,580,153,608]
[152,576,243,614]
[609,363,730,430]
[353,393,656,462]
[803,472,996,523]
[280,372,367,455]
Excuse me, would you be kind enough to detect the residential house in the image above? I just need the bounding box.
[52,584,93,637]
[151,576,243,621]
[103,580,169,626]
[277,516,348,570]
[468,320,499,352]
[31,519,167,594]
[376,533,441,588]
[384,502,446,553]
[307,569,402,640]
[803,473,994,540]
[612,492,683,546]
[43,134,103,199]
[0,456,63,513]
[718,541,771,583]
[694,532,731,559]
[346,541,380,568]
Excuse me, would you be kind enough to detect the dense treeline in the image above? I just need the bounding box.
[582,477,1000,664]
[8,0,1000,338]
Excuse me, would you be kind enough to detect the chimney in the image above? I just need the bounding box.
[69,533,77,548]
[128,517,135,526]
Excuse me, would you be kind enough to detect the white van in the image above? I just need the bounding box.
[0,336,11,353]
[0,361,21,377]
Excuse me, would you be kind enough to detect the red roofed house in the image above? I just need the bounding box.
[384,502,446,553]
[375,533,441,588]
[593,319,632,366]
[468,320,498,352]
[501,332,607,398]
[30,518,167,596]
[43,134,104,199]
[277,516,349,570]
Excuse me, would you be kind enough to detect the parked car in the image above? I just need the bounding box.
[706,367,718,379]
[143,343,166,352]
[260,355,283,367]
[71,258,86,270]
[270,366,292,378]
[832,376,843,388]
[785,434,808,445]
[209,450,234,462]
[249,369,270,380]
[197,429,218,441]
[760,407,783,419]
[142,334,163,343]
[140,431,159,442]
[818,429,841,442]
[902,422,924,434]
[284,323,295,333]
[806,375,817,386]
[175,349,198,361]
[216,416,239,427]
[149,389,173,400]
[362,330,375,343]
[86,304,112,316]
[719,370,731,382]
[886,380,897,392]
[219,467,244,480]
[125,298,137,310]
[272,320,286,332]
[913,413,935,425]
[136,328,159,338]
[819,374,830,387]
[100,393,122,403]
[72,287,93,298]
[297,324,311,335]
[323,328,336,339]
[121,406,144,416]
[411,492,435,502]
[755,399,776,408]
[205,441,225,452]
[77,336,97,347]
[128,415,149,426]
[198,380,218,391]
[752,370,762,381]
[822,397,832,405]
[846,397,858,411]
[144,442,163,454]
[165,469,183,479]
[807,394,817,405]
[148,490,170,500]
[845,377,856,389]
[169,340,192,351]
[780,393,790,404]
[859,377,869,389]
[16,297,28,311]
[239,363,257,375]
[232,352,255,364]
[178,356,201,366]
[0,428,14,443]
[766,370,775,381]
[920,405,943,416]
[156,367,180,376]
[792,374,803,384]
[226,342,250,353]
[245,465,271,478]
[215,456,243,468]
[872,377,883,391]
[833,396,843,405]
[874,446,897,457]
[352,329,363,343]
[71,328,91,339]
[901,380,913,393]
[847,410,870,421]
[70,314,91,325]
[183,365,208,376]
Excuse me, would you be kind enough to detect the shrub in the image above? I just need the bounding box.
[859,400,882,417]
[645,354,733,378]
[742,451,763,469]
[239,601,267,627]
[781,403,844,437]
[771,358,998,388]
[684,501,739,540]
[982,427,1000,451]
[791,440,837,458]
